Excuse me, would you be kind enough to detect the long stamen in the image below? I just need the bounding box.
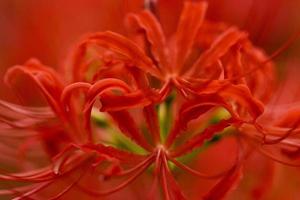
[0,167,54,182]
[117,154,155,176]
[252,118,300,145]
[263,128,298,145]
[160,162,171,200]
[76,156,152,196]
[263,30,300,63]
[168,156,233,179]
[47,168,87,200]
[13,181,54,200]
[230,30,300,81]
[162,153,186,200]
[153,149,171,200]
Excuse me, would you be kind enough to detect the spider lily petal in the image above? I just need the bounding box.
[127,10,170,72]
[174,1,208,73]
[5,59,65,119]
[189,27,247,76]
[74,31,163,80]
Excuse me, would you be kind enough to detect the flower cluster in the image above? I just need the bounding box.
[0,1,299,199]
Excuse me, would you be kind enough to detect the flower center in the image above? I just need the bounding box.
[155,144,169,155]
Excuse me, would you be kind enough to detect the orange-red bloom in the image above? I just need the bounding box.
[0,1,300,200]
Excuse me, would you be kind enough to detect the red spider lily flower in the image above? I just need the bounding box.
[72,1,274,102]
[240,65,300,167]
[65,0,278,198]
[0,59,149,199]
[71,2,273,149]
[0,0,300,200]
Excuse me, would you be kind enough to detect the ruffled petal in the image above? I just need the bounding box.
[222,45,247,84]
[170,118,236,157]
[189,27,247,76]
[99,91,152,111]
[5,59,65,118]
[80,78,134,133]
[254,138,300,167]
[165,94,233,147]
[73,31,162,79]
[175,1,208,72]
[81,143,146,165]
[127,10,170,72]
[241,124,300,167]
[182,79,264,121]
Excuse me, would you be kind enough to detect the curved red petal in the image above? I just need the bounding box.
[189,27,247,76]
[79,31,162,79]
[175,1,208,72]
[127,10,170,72]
